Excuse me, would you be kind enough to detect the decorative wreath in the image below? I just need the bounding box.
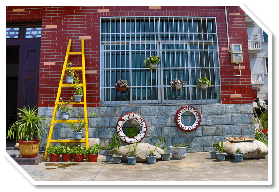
[175,105,201,132]
[116,112,148,144]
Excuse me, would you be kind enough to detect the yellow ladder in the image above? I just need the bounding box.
[43,39,88,160]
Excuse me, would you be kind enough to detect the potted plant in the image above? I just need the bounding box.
[210,142,219,159]
[58,97,73,120]
[7,107,49,158]
[104,143,114,162]
[60,146,72,162]
[71,145,87,162]
[87,144,103,162]
[198,77,211,89]
[66,61,76,84]
[146,141,159,164]
[124,127,139,138]
[114,79,129,92]
[170,79,185,90]
[112,134,122,164]
[67,117,87,140]
[47,145,61,162]
[126,142,138,165]
[233,148,244,162]
[159,137,171,161]
[73,75,83,102]
[144,55,161,69]
[170,142,188,160]
[216,141,226,161]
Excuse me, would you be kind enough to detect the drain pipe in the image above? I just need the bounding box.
[225,6,230,52]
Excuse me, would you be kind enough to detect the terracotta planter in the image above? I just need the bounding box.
[49,154,60,162]
[73,154,84,162]
[18,139,40,158]
[118,87,127,92]
[62,154,72,162]
[87,154,98,162]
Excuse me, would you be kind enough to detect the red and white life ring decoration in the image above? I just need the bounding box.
[116,112,147,144]
[175,105,201,132]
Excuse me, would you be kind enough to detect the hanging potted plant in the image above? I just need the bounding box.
[47,145,61,162]
[198,77,211,89]
[233,148,244,162]
[170,79,185,90]
[144,55,161,69]
[60,146,72,162]
[87,144,103,162]
[67,117,87,140]
[73,75,83,102]
[112,134,122,164]
[170,142,188,160]
[71,145,87,162]
[146,141,159,164]
[126,142,138,165]
[159,137,171,161]
[58,97,73,120]
[66,61,76,84]
[114,79,129,92]
[216,141,227,161]
[7,107,49,158]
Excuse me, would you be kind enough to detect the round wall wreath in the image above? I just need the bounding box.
[116,112,147,144]
[175,106,201,132]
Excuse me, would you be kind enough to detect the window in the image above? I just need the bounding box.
[263,31,268,43]
[100,17,221,105]
[265,58,268,74]
[6,23,42,39]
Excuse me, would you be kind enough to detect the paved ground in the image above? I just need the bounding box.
[17,152,268,182]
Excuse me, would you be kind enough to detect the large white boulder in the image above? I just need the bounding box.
[110,143,164,162]
[223,140,268,158]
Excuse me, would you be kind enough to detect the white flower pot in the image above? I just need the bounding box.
[201,84,208,89]
[175,84,183,89]
[170,146,187,159]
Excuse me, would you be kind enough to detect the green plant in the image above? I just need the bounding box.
[58,97,74,113]
[173,142,188,148]
[236,148,242,154]
[213,142,219,151]
[111,134,121,155]
[260,112,268,130]
[7,107,49,143]
[213,140,224,153]
[170,79,185,87]
[73,75,83,95]
[66,61,76,77]
[126,142,138,157]
[67,117,87,132]
[87,144,103,154]
[149,141,160,156]
[144,55,161,68]
[159,137,167,153]
[47,145,61,154]
[198,77,211,87]
[114,79,129,88]
[60,146,72,154]
[71,145,87,154]
[124,127,139,138]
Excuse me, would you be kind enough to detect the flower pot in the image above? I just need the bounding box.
[66,76,74,84]
[74,95,83,103]
[18,139,40,158]
[105,154,113,162]
[146,155,157,164]
[74,132,82,140]
[113,155,122,164]
[149,64,158,69]
[175,84,183,89]
[62,154,72,162]
[170,146,187,160]
[127,155,137,165]
[233,153,243,162]
[216,153,226,161]
[49,154,60,162]
[161,153,171,161]
[118,87,127,92]
[61,112,69,120]
[73,154,84,162]
[88,154,98,162]
[201,84,208,89]
[210,151,217,159]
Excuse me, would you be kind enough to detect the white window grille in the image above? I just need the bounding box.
[100,17,221,105]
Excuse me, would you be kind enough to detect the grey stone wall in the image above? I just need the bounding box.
[38,103,254,152]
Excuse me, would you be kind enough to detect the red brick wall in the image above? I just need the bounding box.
[6,6,253,107]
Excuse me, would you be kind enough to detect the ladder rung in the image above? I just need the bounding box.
[68,52,82,55]
[61,84,83,87]
[55,120,85,123]
[57,102,85,105]
[50,139,86,143]
[66,67,83,71]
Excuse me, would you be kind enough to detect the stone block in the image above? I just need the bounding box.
[200,115,212,126]
[159,105,178,116]
[193,136,213,148]
[88,128,98,138]
[212,114,231,125]
[241,124,255,135]
[146,126,162,137]
[98,128,116,138]
[172,137,193,148]
[239,103,253,114]
[98,106,119,117]
[220,104,240,114]
[162,127,178,137]
[153,116,172,126]
[201,104,221,115]
[203,125,223,136]
[141,106,159,116]
[223,125,242,135]
[232,114,253,124]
